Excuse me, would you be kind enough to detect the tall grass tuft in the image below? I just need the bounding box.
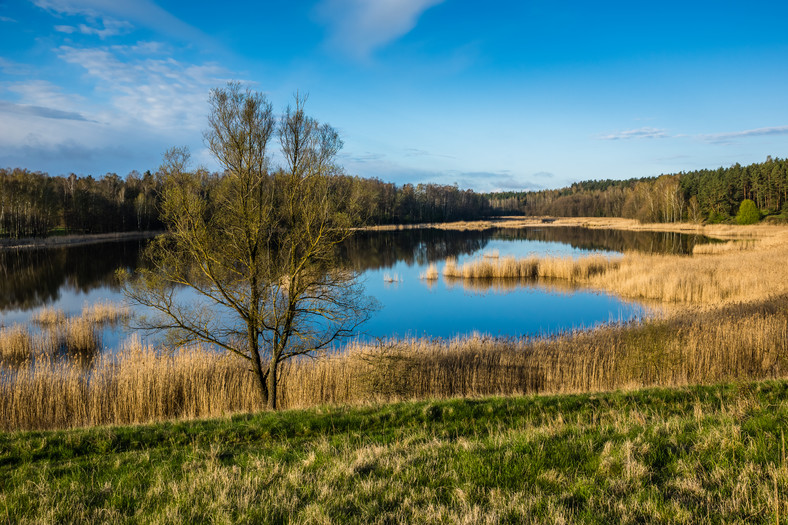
[419,263,439,281]
[81,300,130,324]
[31,306,66,326]
[0,324,33,365]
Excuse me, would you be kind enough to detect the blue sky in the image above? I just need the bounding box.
[2,0,788,191]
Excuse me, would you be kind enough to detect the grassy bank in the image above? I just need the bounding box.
[2,380,787,523]
[3,295,787,431]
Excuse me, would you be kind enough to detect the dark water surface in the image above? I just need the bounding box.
[0,227,714,348]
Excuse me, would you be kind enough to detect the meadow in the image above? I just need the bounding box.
[2,380,787,523]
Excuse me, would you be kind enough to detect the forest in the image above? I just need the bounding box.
[488,157,788,223]
[2,157,787,238]
[0,168,492,238]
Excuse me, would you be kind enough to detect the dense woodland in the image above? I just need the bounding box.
[2,157,787,238]
[488,157,788,223]
[0,168,491,238]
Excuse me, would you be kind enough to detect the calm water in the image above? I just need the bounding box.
[0,227,713,348]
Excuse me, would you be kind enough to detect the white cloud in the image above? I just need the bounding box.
[33,0,210,44]
[315,0,445,60]
[699,126,788,144]
[5,79,87,110]
[56,45,227,130]
[597,127,669,140]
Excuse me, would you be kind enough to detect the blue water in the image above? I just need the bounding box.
[0,226,711,349]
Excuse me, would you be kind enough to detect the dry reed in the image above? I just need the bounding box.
[692,239,758,255]
[0,324,33,364]
[3,296,787,431]
[31,306,66,326]
[443,254,617,282]
[80,300,130,324]
[419,263,439,280]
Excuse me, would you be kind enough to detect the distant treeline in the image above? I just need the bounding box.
[3,157,787,238]
[0,168,492,238]
[0,168,161,237]
[488,157,788,223]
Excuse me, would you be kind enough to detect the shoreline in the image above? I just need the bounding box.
[360,216,784,240]
[0,230,162,250]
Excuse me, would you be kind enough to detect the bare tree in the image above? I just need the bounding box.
[121,83,374,409]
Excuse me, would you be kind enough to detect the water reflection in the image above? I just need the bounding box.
[0,227,713,314]
[0,240,147,311]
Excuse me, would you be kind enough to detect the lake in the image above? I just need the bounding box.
[0,227,713,349]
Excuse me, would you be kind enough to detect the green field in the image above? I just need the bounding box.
[2,380,787,523]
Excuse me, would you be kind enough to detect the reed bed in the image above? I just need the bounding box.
[31,306,66,326]
[80,300,130,324]
[0,314,102,367]
[439,227,788,306]
[0,324,33,364]
[692,239,758,255]
[3,295,787,431]
[443,254,617,282]
[419,263,439,280]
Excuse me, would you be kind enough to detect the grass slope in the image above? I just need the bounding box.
[2,381,788,523]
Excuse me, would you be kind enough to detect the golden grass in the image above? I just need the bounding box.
[419,263,439,281]
[80,300,130,324]
[436,225,788,307]
[31,306,66,326]
[383,272,400,283]
[692,239,758,255]
[0,324,33,364]
[443,254,617,282]
[3,297,787,431]
[64,317,101,356]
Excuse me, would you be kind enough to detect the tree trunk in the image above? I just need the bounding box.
[248,337,269,408]
[267,358,278,410]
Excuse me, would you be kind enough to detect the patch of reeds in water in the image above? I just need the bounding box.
[419,263,439,281]
[31,306,66,326]
[3,295,788,431]
[443,254,617,282]
[0,305,117,366]
[80,300,130,324]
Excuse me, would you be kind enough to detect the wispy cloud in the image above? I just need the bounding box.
[0,16,18,23]
[54,17,133,39]
[315,0,445,60]
[56,45,227,130]
[451,171,541,192]
[597,127,669,140]
[403,147,455,159]
[0,57,31,75]
[33,0,210,45]
[699,126,788,144]
[0,100,93,122]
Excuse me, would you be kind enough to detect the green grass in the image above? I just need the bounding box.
[2,381,788,523]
